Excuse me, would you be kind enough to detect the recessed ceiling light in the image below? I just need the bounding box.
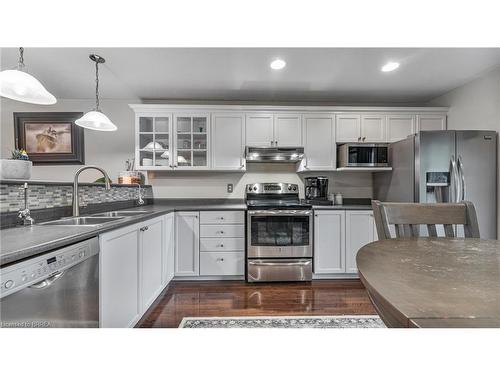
[381,61,400,72]
[270,59,286,70]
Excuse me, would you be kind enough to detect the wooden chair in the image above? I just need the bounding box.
[371,200,480,240]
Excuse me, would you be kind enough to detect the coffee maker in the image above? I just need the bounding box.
[304,176,330,204]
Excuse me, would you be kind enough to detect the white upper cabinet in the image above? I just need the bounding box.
[211,113,246,171]
[131,106,449,172]
[361,114,386,142]
[301,114,336,171]
[336,114,361,142]
[274,113,303,147]
[136,115,173,169]
[416,114,447,131]
[173,114,210,170]
[336,114,386,143]
[245,113,274,146]
[386,114,416,142]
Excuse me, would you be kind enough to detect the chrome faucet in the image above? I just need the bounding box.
[18,182,35,225]
[136,183,145,206]
[73,166,111,216]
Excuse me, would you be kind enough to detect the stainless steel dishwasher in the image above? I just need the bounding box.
[1,237,99,328]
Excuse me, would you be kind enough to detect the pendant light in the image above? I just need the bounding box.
[0,47,57,105]
[75,54,117,131]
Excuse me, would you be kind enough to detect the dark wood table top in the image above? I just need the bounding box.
[357,238,500,328]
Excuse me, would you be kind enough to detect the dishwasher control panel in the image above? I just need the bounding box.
[1,237,99,299]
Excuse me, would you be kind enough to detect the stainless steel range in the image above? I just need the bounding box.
[246,183,313,282]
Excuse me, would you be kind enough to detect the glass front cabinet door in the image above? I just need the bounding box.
[137,115,173,169]
[173,114,210,169]
[136,113,210,170]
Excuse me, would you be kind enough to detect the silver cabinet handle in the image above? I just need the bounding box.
[218,217,224,220]
[358,137,361,141]
[216,258,225,262]
[140,226,149,231]
[218,230,225,234]
[362,137,366,141]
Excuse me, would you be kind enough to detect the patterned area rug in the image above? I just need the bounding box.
[179,315,385,328]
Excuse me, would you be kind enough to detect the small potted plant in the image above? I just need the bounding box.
[0,149,33,180]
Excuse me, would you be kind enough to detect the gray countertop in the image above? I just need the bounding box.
[312,205,373,210]
[0,198,371,267]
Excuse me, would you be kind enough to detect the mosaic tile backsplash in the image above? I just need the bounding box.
[0,183,153,213]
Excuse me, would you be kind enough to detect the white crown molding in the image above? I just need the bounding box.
[129,103,449,114]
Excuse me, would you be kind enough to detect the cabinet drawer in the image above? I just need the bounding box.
[200,224,245,238]
[200,237,245,252]
[200,252,245,276]
[200,211,245,224]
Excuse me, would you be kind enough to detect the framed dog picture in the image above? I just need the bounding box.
[14,112,85,165]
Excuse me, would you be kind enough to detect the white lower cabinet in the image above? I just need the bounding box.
[140,217,164,312]
[200,224,245,238]
[314,209,378,278]
[163,213,175,285]
[314,211,345,274]
[100,214,171,328]
[345,211,376,273]
[198,210,245,277]
[175,212,200,276]
[100,224,141,328]
[200,252,245,276]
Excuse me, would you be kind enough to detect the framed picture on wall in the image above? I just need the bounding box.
[14,112,85,165]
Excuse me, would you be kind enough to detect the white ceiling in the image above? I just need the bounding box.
[1,48,500,103]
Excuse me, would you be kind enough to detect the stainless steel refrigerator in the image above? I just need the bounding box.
[374,130,497,239]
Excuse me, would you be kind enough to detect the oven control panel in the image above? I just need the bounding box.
[0,237,99,299]
[246,183,298,194]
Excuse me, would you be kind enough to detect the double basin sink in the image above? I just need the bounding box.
[39,210,153,227]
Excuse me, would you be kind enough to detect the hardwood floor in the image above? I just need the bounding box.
[138,280,377,328]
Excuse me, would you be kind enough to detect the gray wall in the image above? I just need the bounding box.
[1,98,140,183]
[428,66,500,236]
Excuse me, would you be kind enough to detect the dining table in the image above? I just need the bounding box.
[356,238,500,328]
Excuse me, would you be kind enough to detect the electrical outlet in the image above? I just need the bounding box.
[227,183,233,193]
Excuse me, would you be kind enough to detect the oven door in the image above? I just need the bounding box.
[247,210,313,258]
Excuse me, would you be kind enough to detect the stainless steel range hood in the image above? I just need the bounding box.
[245,146,305,163]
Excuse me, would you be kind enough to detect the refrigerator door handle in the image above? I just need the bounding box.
[450,156,460,203]
[458,155,466,201]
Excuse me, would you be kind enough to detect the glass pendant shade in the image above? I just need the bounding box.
[75,110,117,131]
[75,54,117,132]
[0,69,57,105]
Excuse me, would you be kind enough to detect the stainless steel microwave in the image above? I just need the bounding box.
[338,143,389,168]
